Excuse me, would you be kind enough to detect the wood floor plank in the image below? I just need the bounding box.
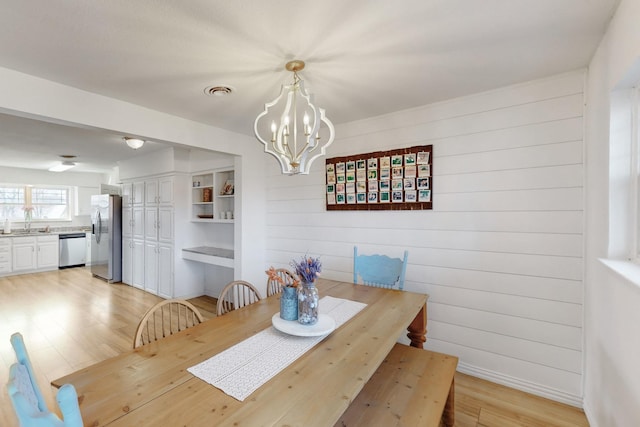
[1,268,589,427]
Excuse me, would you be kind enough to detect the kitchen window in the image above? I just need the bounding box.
[0,184,70,222]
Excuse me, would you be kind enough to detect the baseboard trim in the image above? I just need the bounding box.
[457,361,584,408]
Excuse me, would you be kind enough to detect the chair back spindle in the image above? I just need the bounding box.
[133,300,204,348]
[217,280,262,315]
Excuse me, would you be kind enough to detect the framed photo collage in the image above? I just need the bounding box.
[325,145,432,211]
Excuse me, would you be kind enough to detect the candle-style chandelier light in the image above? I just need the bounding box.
[254,60,335,175]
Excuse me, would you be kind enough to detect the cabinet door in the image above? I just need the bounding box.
[121,183,133,207]
[157,244,174,298]
[158,207,173,243]
[37,241,59,269]
[144,243,159,295]
[131,239,145,290]
[145,179,158,206]
[132,181,145,206]
[144,207,158,241]
[122,208,133,238]
[12,244,36,271]
[132,207,145,240]
[122,237,132,285]
[158,177,174,205]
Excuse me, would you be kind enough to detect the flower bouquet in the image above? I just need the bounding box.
[290,255,322,325]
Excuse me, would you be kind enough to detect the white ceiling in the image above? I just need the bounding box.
[0,0,620,173]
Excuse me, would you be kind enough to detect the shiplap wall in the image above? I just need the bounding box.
[265,71,584,405]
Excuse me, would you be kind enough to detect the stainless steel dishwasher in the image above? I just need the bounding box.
[59,232,87,268]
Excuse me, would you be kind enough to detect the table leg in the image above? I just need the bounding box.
[407,303,426,349]
[443,377,455,427]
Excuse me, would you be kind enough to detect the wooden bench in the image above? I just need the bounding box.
[335,344,459,427]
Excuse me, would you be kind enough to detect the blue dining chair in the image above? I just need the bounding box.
[7,333,83,427]
[353,246,409,290]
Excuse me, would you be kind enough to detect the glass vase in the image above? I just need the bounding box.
[279,286,298,321]
[297,281,319,325]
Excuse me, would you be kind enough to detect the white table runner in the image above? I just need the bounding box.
[187,296,367,401]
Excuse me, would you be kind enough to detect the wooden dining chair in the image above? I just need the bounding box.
[266,268,298,297]
[8,332,83,427]
[353,246,409,290]
[217,280,262,315]
[133,299,205,348]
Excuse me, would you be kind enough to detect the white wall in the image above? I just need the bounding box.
[265,71,586,405]
[583,0,640,425]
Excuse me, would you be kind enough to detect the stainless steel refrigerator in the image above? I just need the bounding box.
[91,194,122,282]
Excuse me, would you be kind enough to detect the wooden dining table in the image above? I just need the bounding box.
[52,278,428,427]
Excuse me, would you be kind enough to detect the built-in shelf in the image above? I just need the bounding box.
[191,169,235,222]
[182,246,234,268]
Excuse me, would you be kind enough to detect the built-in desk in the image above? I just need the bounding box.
[181,246,234,268]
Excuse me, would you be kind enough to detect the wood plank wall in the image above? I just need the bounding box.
[264,71,584,406]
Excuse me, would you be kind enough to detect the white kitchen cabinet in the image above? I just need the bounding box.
[0,239,12,274]
[122,237,144,289]
[144,242,173,298]
[12,237,36,272]
[145,206,173,242]
[145,176,173,206]
[37,235,59,269]
[123,181,145,207]
[122,174,177,297]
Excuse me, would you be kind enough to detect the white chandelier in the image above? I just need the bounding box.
[254,60,335,175]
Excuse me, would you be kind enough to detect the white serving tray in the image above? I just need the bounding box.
[271,313,336,337]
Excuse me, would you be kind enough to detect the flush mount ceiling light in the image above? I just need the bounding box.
[254,60,335,175]
[49,161,76,172]
[124,137,145,150]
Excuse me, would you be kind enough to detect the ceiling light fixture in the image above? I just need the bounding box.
[49,161,76,172]
[124,137,145,150]
[254,60,335,175]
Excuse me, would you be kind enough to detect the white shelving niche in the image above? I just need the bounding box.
[191,168,235,223]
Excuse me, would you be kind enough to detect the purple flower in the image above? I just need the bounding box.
[291,255,322,283]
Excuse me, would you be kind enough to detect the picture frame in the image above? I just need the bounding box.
[380,157,391,168]
[356,159,366,170]
[417,177,430,189]
[418,189,431,202]
[404,153,416,165]
[336,162,346,173]
[418,164,430,177]
[417,151,430,164]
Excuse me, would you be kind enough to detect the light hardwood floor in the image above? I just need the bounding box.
[1,268,589,427]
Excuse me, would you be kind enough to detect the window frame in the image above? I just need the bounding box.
[0,183,72,223]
